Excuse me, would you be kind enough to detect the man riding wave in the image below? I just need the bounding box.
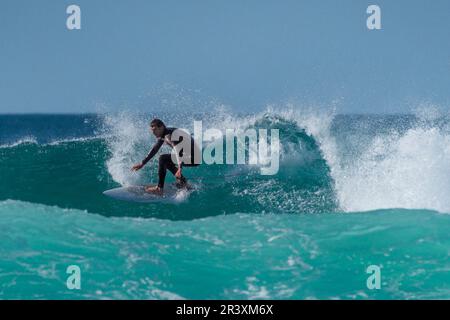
[132,119,200,195]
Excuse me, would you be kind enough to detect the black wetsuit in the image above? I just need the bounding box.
[141,127,199,188]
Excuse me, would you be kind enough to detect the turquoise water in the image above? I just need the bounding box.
[1,111,450,299]
[1,201,449,299]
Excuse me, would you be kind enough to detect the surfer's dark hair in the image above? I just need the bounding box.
[150,119,165,128]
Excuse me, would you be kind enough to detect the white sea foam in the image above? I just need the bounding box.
[0,135,104,148]
[0,136,38,148]
[285,104,450,213]
[258,103,450,213]
[46,136,106,146]
[334,126,450,213]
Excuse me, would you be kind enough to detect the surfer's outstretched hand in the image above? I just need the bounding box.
[132,163,144,171]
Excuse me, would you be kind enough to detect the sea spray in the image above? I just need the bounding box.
[101,111,156,186]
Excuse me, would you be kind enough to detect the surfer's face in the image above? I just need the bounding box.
[150,124,165,138]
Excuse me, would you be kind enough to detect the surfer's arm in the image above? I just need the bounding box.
[141,139,164,165]
[167,140,183,170]
[173,148,183,178]
[174,147,183,169]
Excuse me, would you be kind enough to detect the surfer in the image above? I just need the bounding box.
[131,119,200,195]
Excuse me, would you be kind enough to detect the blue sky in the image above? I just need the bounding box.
[0,0,449,114]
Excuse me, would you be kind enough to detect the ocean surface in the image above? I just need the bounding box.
[1,109,449,299]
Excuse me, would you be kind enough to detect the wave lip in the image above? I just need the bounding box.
[0,136,38,148]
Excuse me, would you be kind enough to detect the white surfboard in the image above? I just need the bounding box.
[103,184,191,204]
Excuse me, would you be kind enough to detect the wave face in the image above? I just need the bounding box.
[3,110,450,216]
[0,111,338,219]
[1,110,450,299]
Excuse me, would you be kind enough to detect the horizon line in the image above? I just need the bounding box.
[0,111,420,116]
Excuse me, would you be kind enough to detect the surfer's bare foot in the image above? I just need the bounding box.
[145,186,163,195]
